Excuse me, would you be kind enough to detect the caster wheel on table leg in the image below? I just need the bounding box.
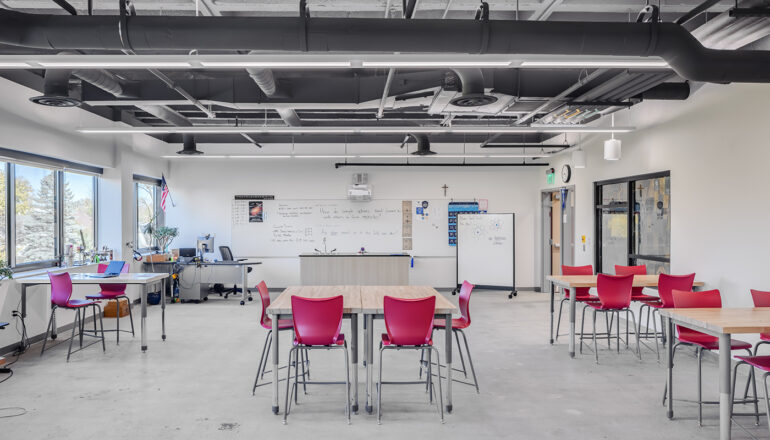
[51,335,57,340]
[240,301,245,305]
[248,297,253,301]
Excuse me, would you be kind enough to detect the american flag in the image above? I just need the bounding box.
[160,175,170,212]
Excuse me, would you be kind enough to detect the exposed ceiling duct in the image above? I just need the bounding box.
[1,10,769,83]
[177,134,202,155]
[449,68,497,107]
[409,134,437,156]
[30,68,80,107]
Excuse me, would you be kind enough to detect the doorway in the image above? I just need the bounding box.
[541,187,575,293]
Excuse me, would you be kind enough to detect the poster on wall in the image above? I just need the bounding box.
[249,201,264,222]
[448,201,481,246]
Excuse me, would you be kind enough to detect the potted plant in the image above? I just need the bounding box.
[0,260,13,280]
[152,226,179,255]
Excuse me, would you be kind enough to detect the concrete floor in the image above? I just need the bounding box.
[0,290,768,439]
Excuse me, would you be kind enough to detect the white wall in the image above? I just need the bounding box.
[541,82,770,308]
[166,158,541,289]
[0,77,169,352]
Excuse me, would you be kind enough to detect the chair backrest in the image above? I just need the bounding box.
[98,262,130,294]
[596,273,634,309]
[48,272,73,307]
[561,264,594,298]
[384,296,436,346]
[672,289,721,339]
[615,264,646,295]
[658,273,696,308]
[291,295,344,346]
[750,289,770,307]
[458,280,475,326]
[256,281,271,328]
[219,246,234,261]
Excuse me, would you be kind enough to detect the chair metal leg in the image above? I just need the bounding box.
[67,309,80,362]
[426,347,433,398]
[283,347,296,424]
[115,299,120,344]
[605,312,612,350]
[651,307,660,360]
[592,309,599,364]
[625,310,629,348]
[125,295,135,336]
[41,306,55,356]
[663,343,680,406]
[96,304,106,352]
[419,348,425,379]
[377,347,384,425]
[751,362,760,425]
[731,361,741,426]
[763,372,770,438]
[300,348,308,395]
[454,330,467,378]
[294,346,300,404]
[697,347,703,426]
[431,346,445,424]
[253,330,271,394]
[261,332,272,380]
[616,311,621,353]
[343,344,351,425]
[579,304,589,354]
[458,329,480,393]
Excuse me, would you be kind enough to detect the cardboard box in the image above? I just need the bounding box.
[104,298,130,318]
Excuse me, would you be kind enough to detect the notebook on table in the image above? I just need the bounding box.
[87,260,126,278]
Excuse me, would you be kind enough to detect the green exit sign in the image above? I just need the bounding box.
[546,172,555,185]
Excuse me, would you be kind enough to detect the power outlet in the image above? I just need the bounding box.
[11,310,19,317]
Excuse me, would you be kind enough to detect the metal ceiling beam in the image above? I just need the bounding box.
[675,0,723,25]
[529,0,563,21]
[51,0,77,15]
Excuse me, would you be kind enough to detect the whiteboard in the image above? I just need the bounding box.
[230,199,454,257]
[456,213,515,289]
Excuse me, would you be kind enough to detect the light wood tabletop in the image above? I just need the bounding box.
[359,285,457,315]
[659,307,770,335]
[266,285,362,315]
[547,274,705,289]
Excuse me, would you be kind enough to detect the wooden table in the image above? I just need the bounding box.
[546,274,704,358]
[15,273,168,352]
[265,285,459,416]
[659,308,770,440]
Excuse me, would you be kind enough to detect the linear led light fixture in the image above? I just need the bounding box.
[520,60,669,68]
[0,62,33,68]
[360,61,513,68]
[81,126,633,135]
[199,61,352,68]
[161,154,553,159]
[38,61,194,69]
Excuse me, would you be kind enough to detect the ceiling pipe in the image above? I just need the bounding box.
[2,10,767,83]
[634,81,691,100]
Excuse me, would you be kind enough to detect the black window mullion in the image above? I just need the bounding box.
[7,163,15,268]
[627,180,634,267]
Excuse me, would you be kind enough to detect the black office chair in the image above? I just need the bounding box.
[212,246,252,298]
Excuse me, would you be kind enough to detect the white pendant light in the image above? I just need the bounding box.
[604,114,622,161]
[572,148,587,168]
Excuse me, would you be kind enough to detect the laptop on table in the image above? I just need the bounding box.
[88,260,126,278]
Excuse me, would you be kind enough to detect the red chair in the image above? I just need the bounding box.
[615,265,658,301]
[665,289,754,426]
[731,355,770,435]
[638,273,696,359]
[429,280,479,392]
[555,265,598,342]
[41,272,106,362]
[580,274,639,363]
[84,262,133,344]
[252,281,306,394]
[283,295,350,425]
[750,290,770,356]
[379,296,443,424]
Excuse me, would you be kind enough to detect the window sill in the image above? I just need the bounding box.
[11,263,100,280]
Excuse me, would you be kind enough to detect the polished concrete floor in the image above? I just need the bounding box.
[1,290,767,439]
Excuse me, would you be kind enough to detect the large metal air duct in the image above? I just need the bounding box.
[1,9,770,83]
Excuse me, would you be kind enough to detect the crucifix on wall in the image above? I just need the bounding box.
[442,184,449,196]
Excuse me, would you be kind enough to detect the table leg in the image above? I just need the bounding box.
[719,333,732,440]
[141,284,148,351]
[365,314,373,414]
[272,316,280,414]
[19,285,29,349]
[549,281,555,344]
[161,279,166,341]
[445,313,453,413]
[666,317,674,419]
[569,287,576,358]
[350,314,359,413]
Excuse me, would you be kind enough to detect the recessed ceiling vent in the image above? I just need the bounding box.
[176,134,203,155]
[30,95,81,107]
[30,70,81,107]
[449,93,498,107]
[409,134,437,156]
[447,68,498,108]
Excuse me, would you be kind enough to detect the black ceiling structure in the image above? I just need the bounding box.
[0,0,767,152]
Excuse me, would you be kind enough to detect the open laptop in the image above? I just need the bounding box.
[88,260,126,278]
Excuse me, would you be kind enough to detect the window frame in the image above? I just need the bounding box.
[3,163,99,271]
[593,170,671,274]
[134,177,164,253]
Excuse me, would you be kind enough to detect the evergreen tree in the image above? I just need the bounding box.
[18,171,56,263]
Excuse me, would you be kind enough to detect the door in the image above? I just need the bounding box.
[550,193,561,276]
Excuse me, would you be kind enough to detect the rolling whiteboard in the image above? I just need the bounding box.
[230,199,452,257]
[456,213,515,289]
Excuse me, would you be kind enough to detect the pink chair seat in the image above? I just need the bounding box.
[585,301,629,311]
[572,294,601,302]
[382,333,432,346]
[761,333,770,342]
[66,298,99,308]
[735,355,770,372]
[86,292,124,300]
[632,293,659,301]
[261,317,294,331]
[296,333,345,346]
[433,317,469,330]
[678,332,752,351]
